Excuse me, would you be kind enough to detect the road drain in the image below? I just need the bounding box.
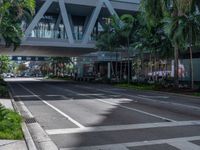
[25,117,37,124]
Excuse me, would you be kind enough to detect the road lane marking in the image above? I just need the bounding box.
[18,84,85,129]
[66,85,176,122]
[62,145,130,150]
[96,98,176,122]
[138,95,169,99]
[45,95,63,96]
[14,95,40,98]
[46,120,200,135]
[77,94,104,96]
[92,87,200,111]
[169,141,200,150]
[60,136,200,150]
[8,83,58,150]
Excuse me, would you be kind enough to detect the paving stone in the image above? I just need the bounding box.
[0,140,27,150]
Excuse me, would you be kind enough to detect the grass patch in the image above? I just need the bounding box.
[0,104,23,140]
[116,83,156,91]
[193,93,200,97]
[48,75,72,81]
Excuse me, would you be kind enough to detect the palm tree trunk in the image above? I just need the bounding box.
[189,46,194,89]
[127,38,130,84]
[127,53,130,84]
[54,63,56,76]
[188,25,194,89]
[115,51,118,79]
[149,54,152,81]
[154,57,157,81]
[174,45,179,87]
[120,57,122,81]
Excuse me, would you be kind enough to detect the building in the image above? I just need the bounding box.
[0,0,140,57]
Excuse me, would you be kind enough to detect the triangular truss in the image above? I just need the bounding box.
[24,0,119,45]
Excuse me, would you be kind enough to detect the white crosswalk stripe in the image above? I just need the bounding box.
[61,136,200,150]
[169,141,200,150]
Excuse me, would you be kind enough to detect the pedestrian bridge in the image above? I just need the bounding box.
[0,0,140,57]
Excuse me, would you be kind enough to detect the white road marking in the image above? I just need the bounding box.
[97,98,176,122]
[18,84,85,129]
[14,95,40,98]
[94,87,200,111]
[46,95,63,97]
[9,84,57,150]
[169,141,200,150]
[60,136,200,150]
[46,120,200,135]
[77,94,104,96]
[66,85,176,122]
[138,95,169,99]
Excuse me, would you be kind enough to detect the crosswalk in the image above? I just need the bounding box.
[61,136,200,150]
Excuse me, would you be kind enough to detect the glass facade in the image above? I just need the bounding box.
[24,2,115,43]
[30,15,68,39]
[27,15,104,41]
[74,25,83,40]
[180,58,200,81]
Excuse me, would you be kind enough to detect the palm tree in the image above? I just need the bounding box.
[113,14,135,84]
[136,1,171,82]
[140,0,200,87]
[0,0,35,49]
[132,18,173,82]
[140,0,164,30]
[181,1,200,89]
[96,23,119,79]
[0,55,10,74]
[163,0,200,88]
[50,57,72,77]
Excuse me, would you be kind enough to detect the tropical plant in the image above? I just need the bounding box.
[162,0,200,88]
[50,57,72,77]
[112,14,135,83]
[132,13,173,81]
[0,0,35,49]
[139,0,200,88]
[96,23,119,79]
[0,103,23,139]
[16,63,28,73]
[0,55,10,74]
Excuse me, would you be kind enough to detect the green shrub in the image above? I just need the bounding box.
[193,93,200,97]
[0,78,9,98]
[0,104,23,140]
[0,78,6,86]
[116,83,156,91]
[0,85,9,98]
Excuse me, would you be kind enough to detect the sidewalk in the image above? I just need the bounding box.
[0,99,27,150]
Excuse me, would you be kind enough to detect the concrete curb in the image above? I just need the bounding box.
[8,83,58,150]
[8,90,38,150]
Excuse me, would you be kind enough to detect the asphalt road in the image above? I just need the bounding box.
[7,78,200,150]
